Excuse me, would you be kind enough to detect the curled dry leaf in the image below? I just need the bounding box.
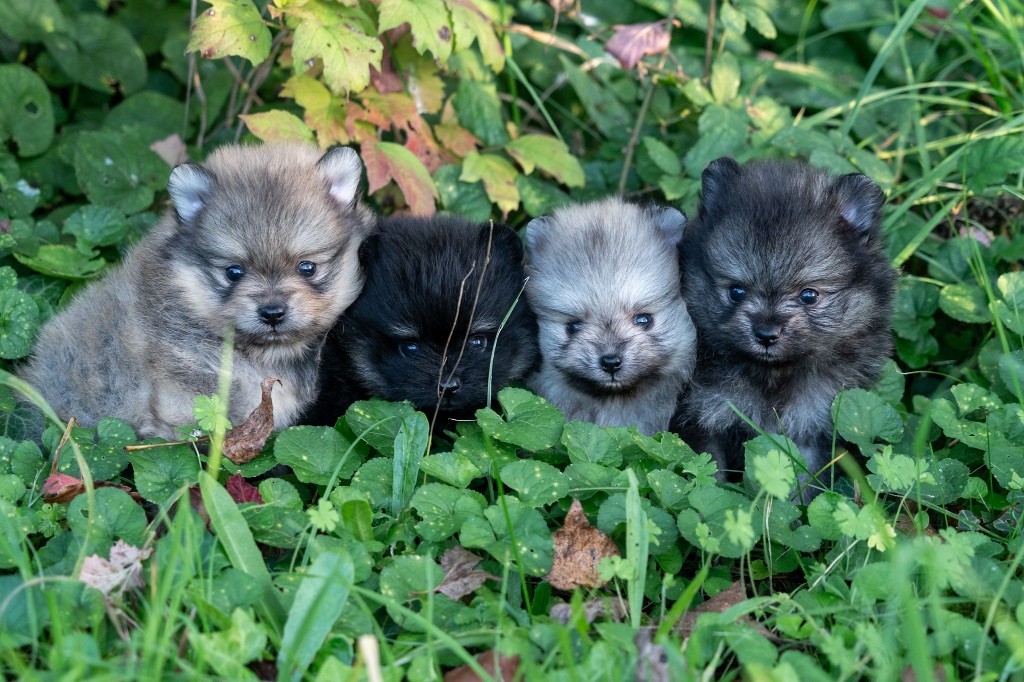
[443,650,520,682]
[225,473,263,505]
[550,596,628,625]
[605,20,672,70]
[43,472,142,504]
[545,499,620,591]
[436,546,499,601]
[223,377,279,464]
[79,539,154,598]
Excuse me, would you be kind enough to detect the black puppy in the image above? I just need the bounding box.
[306,215,539,428]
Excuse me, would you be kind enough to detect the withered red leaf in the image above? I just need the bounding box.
[225,474,263,505]
[606,20,672,69]
[545,499,620,591]
[43,472,142,504]
[223,377,279,464]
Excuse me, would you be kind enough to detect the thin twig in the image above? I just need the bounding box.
[233,30,289,142]
[704,0,718,81]
[123,437,210,452]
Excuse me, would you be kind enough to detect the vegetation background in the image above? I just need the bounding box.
[0,0,1023,678]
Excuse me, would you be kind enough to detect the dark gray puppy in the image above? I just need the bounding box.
[674,158,897,494]
[20,143,373,438]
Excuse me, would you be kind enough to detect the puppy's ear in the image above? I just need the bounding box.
[699,157,741,218]
[524,215,555,254]
[651,205,686,245]
[317,146,363,210]
[167,163,213,224]
[832,173,884,242]
[357,233,382,270]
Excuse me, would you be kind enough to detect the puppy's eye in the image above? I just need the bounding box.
[634,313,652,327]
[800,288,820,305]
[468,335,488,350]
[297,261,317,277]
[225,265,245,282]
[566,321,583,335]
[728,286,746,303]
[398,341,420,357]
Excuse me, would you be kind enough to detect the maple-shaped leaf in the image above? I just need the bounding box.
[240,110,314,144]
[435,102,480,157]
[546,499,620,591]
[460,152,519,216]
[446,0,504,71]
[606,20,671,69]
[444,651,520,682]
[187,0,272,66]
[225,474,264,504]
[223,377,279,464]
[289,1,382,94]
[378,0,453,62]
[363,140,438,214]
[505,134,585,187]
[436,546,498,600]
[281,74,350,147]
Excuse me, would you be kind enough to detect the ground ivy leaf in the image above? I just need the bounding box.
[0,438,44,488]
[505,134,584,187]
[764,498,821,554]
[239,111,314,144]
[0,0,67,42]
[805,491,845,541]
[345,399,418,457]
[451,422,519,476]
[563,461,619,499]
[677,486,760,558]
[647,469,692,511]
[378,0,452,61]
[350,457,393,510]
[187,0,272,66]
[62,205,128,253]
[500,460,570,508]
[289,2,382,94]
[73,130,169,213]
[129,443,200,505]
[67,487,147,551]
[561,421,623,467]
[56,419,135,481]
[460,152,520,216]
[995,271,1024,334]
[12,245,105,281]
[0,64,55,157]
[832,388,904,453]
[419,452,483,488]
[409,483,486,542]
[379,555,465,632]
[460,497,553,576]
[0,289,38,360]
[939,283,991,324]
[362,141,438,215]
[43,14,147,95]
[476,387,564,452]
[744,436,797,499]
[597,492,678,554]
[273,426,363,485]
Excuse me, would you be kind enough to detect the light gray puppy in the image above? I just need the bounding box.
[524,198,696,434]
[20,142,373,438]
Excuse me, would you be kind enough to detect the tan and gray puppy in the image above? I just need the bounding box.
[524,198,696,434]
[20,142,372,438]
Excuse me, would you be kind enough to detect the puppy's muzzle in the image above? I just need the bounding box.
[258,303,288,327]
[599,354,622,375]
[752,324,782,347]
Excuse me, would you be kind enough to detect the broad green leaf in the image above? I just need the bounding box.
[744,437,796,499]
[741,3,777,39]
[806,491,845,541]
[453,79,509,146]
[499,460,570,507]
[418,452,483,488]
[460,497,552,576]
[190,608,267,680]
[434,164,492,222]
[939,283,991,323]
[278,551,353,682]
[345,399,417,456]
[710,53,740,104]
[0,290,39,360]
[515,175,571,217]
[866,447,935,493]
[379,555,467,632]
[0,438,44,488]
[764,499,820,554]
[562,421,623,467]
[55,419,134,481]
[44,14,147,94]
[561,57,632,137]
[832,388,904,453]
[63,205,128,253]
[391,411,429,516]
[447,0,503,70]
[363,141,438,215]
[647,469,692,511]
[350,457,393,509]
[187,0,272,66]
[0,65,55,157]
[289,2,382,94]
[68,487,147,551]
[476,387,564,452]
[73,130,169,214]
[995,272,1024,334]
[677,486,760,558]
[13,245,105,281]
[378,0,452,61]
[274,426,362,485]
[410,483,486,541]
[129,444,201,505]
[684,105,749,173]
[460,152,519,215]
[105,92,189,143]
[0,0,66,42]
[597,491,678,554]
[505,134,584,187]
[240,111,314,144]
[963,136,1024,193]
[280,74,349,147]
[872,358,906,405]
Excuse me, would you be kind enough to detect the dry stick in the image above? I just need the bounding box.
[123,437,210,452]
[50,417,78,475]
[191,71,210,150]
[704,0,718,81]
[232,30,289,142]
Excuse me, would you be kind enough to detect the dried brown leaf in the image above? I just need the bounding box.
[550,596,627,625]
[223,377,279,464]
[606,20,671,69]
[436,546,498,601]
[546,499,620,591]
[675,580,779,642]
[444,651,520,682]
[149,134,188,167]
[635,627,669,682]
[43,472,142,504]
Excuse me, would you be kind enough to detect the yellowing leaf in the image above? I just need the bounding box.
[289,2,382,94]
[505,134,584,187]
[281,74,349,146]
[187,0,272,66]
[240,110,314,143]
[378,0,453,61]
[447,0,504,71]
[460,151,519,215]
[363,141,438,215]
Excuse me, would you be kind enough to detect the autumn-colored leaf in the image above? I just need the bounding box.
[447,0,504,71]
[505,134,584,187]
[225,474,264,504]
[436,546,498,600]
[460,152,519,216]
[362,140,438,214]
[282,74,350,146]
[378,0,453,62]
[606,20,671,70]
[444,651,520,682]
[43,472,142,504]
[675,580,776,640]
[222,377,279,464]
[289,1,382,94]
[371,43,404,94]
[435,101,480,157]
[545,499,620,591]
[187,0,272,66]
[240,111,314,144]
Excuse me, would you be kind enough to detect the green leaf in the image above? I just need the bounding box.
[453,79,509,146]
[68,487,147,551]
[447,0,503,70]
[44,14,147,94]
[597,491,678,554]
[460,497,552,576]
[129,444,201,505]
[350,457,393,509]
[805,491,845,541]
[378,555,451,631]
[647,469,692,511]
[764,499,820,554]
[194,395,231,434]
[434,164,492,222]
[995,272,1024,334]
[289,2,382,94]
[0,289,38,360]
[677,486,760,558]
[12,245,105,281]
[639,136,682,177]
[744,437,796,499]
[73,130,169,214]
[831,388,904,452]
[710,53,741,104]
[476,387,564,452]
[0,0,66,42]
[63,205,128,253]
[460,152,519,215]
[190,608,267,679]
[239,111,314,144]
[55,419,135,481]
[741,3,777,39]
[419,451,483,488]
[515,175,571,217]
[684,105,749,173]
[391,411,429,516]
[963,136,1024,193]
[0,65,55,157]
[345,399,417,457]
[187,0,272,66]
[505,134,584,187]
[378,0,452,61]
[0,438,44,488]
[278,551,353,682]
[560,57,632,137]
[273,426,362,485]
[938,283,991,323]
[499,460,570,507]
[561,421,623,467]
[410,483,486,541]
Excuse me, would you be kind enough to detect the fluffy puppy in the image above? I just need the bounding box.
[20,143,372,438]
[524,198,696,435]
[305,215,538,426]
[674,157,897,491]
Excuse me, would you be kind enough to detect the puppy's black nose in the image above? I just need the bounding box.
[439,378,461,394]
[753,325,781,347]
[600,354,622,373]
[258,304,288,326]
